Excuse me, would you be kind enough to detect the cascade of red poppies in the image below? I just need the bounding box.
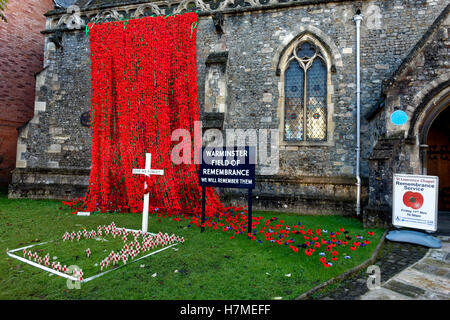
[84,12,224,216]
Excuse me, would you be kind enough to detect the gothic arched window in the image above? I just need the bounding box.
[283,41,328,142]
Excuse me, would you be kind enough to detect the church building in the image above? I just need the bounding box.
[8,0,450,228]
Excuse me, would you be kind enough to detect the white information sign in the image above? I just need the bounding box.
[393,174,439,231]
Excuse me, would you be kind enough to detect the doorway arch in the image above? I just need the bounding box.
[426,106,450,211]
[415,85,450,211]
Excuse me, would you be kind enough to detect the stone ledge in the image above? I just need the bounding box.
[256,174,366,186]
[205,51,228,66]
[8,182,88,200]
[202,112,225,129]
[11,167,91,176]
[220,191,364,215]
[9,167,91,200]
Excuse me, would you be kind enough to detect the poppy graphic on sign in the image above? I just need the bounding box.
[402,191,424,209]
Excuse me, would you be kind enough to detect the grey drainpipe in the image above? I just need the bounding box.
[354,13,363,216]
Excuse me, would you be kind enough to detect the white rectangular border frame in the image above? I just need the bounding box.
[392,174,439,232]
[6,228,179,283]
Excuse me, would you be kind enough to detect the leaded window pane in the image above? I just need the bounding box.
[306,58,327,141]
[297,42,315,59]
[284,61,304,141]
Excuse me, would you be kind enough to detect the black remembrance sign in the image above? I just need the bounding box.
[198,146,256,189]
[198,146,256,233]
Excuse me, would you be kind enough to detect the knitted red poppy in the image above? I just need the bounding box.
[85,13,224,216]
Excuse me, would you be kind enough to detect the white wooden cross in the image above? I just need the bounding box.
[132,153,164,233]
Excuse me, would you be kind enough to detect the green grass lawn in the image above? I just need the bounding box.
[0,189,383,300]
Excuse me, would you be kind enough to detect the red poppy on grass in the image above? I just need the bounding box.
[368,231,374,236]
[364,240,370,245]
[350,246,357,251]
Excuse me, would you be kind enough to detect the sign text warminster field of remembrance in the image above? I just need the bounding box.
[198,146,256,189]
[393,174,439,232]
[198,146,256,234]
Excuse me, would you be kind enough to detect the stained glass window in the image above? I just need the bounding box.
[284,62,304,141]
[307,59,327,140]
[283,40,327,142]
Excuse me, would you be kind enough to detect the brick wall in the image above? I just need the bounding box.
[0,0,54,186]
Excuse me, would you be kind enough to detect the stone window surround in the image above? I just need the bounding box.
[276,31,340,148]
